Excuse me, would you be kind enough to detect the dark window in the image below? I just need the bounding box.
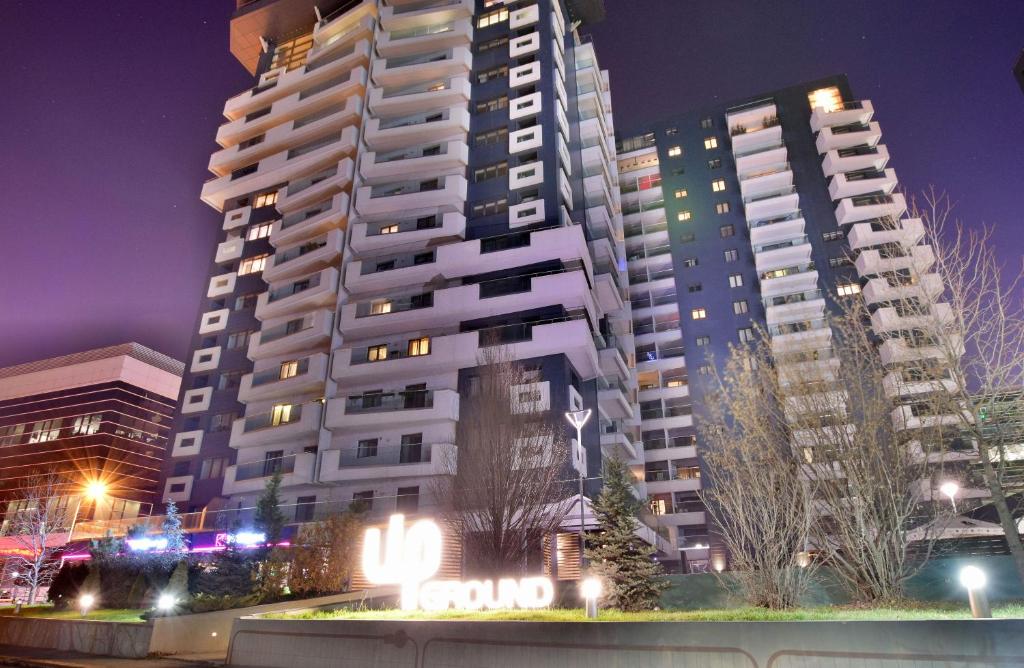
[210,412,237,432]
[695,335,710,346]
[720,224,735,238]
[352,491,374,511]
[707,158,722,169]
[680,233,695,244]
[700,117,713,129]
[295,496,316,522]
[688,283,702,293]
[396,486,420,513]
[357,439,378,458]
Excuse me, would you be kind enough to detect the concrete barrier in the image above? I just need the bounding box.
[226,617,1024,668]
[0,616,153,659]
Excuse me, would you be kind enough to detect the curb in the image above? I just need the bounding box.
[0,655,88,668]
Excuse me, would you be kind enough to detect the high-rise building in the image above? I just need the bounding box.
[0,344,182,526]
[162,0,643,553]
[616,75,975,572]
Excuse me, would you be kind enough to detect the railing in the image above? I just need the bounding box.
[388,22,454,42]
[365,214,440,238]
[243,405,304,432]
[744,184,797,205]
[376,143,448,164]
[821,100,864,113]
[286,166,338,197]
[381,78,452,100]
[733,141,785,159]
[260,317,314,344]
[829,122,870,135]
[842,168,887,182]
[345,389,435,413]
[749,210,803,229]
[769,318,829,337]
[378,109,450,131]
[273,238,328,267]
[251,357,312,387]
[761,262,815,281]
[384,50,452,71]
[337,442,445,467]
[626,243,671,262]
[287,132,342,160]
[637,346,684,363]
[392,0,463,15]
[622,199,665,215]
[836,144,879,158]
[643,436,696,450]
[740,162,790,182]
[267,272,323,303]
[754,235,809,254]
[763,289,822,308]
[305,44,356,72]
[369,178,443,198]
[293,103,347,130]
[235,454,297,481]
[355,293,433,318]
[299,71,353,101]
[850,192,894,207]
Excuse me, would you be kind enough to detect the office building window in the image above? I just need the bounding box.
[719,224,734,238]
[247,222,272,241]
[475,126,508,146]
[728,273,743,288]
[238,254,268,275]
[665,127,678,136]
[837,282,862,296]
[733,299,749,315]
[704,136,718,150]
[379,224,399,235]
[218,371,243,390]
[667,146,682,157]
[698,364,712,376]
[716,202,731,214]
[270,404,294,426]
[724,249,739,262]
[370,299,392,315]
[477,35,509,52]
[367,344,388,362]
[71,414,101,436]
[695,335,710,347]
[408,336,431,356]
[700,117,713,129]
[674,188,688,199]
[677,211,692,222]
[357,438,379,458]
[477,7,508,27]
[172,461,191,477]
[711,178,726,192]
[808,86,843,112]
[707,158,722,169]
[295,495,316,522]
[253,191,278,208]
[471,197,508,217]
[691,308,707,320]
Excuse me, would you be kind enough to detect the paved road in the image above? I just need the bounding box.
[0,645,223,668]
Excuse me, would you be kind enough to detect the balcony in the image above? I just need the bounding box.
[324,388,459,432]
[368,76,471,118]
[360,139,469,184]
[828,167,897,201]
[270,192,349,248]
[248,308,333,360]
[855,244,935,277]
[319,442,454,483]
[349,211,465,255]
[354,174,467,220]
[228,401,322,450]
[364,107,470,151]
[730,123,783,156]
[821,144,889,177]
[815,121,882,154]
[753,236,812,274]
[847,217,924,251]
[255,267,340,321]
[263,229,344,284]
[739,162,793,200]
[275,158,354,214]
[835,192,907,226]
[891,405,962,432]
[862,273,944,305]
[870,302,953,334]
[878,336,956,366]
[376,18,473,60]
[312,1,379,53]
[598,378,633,419]
[883,369,958,398]
[381,0,473,31]
[600,422,639,462]
[202,126,359,211]
[372,44,472,89]
[748,212,805,246]
[223,452,317,496]
[810,100,874,133]
[759,264,819,299]
[764,290,826,326]
[726,101,778,138]
[645,476,701,496]
[769,319,833,354]
[743,185,800,223]
[734,144,787,179]
[237,353,329,404]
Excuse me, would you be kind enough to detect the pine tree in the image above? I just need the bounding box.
[584,457,668,611]
[254,471,286,547]
[161,501,188,564]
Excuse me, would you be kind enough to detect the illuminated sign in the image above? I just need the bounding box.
[127,537,168,551]
[214,531,266,548]
[362,514,554,611]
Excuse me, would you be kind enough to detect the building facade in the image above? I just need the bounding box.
[617,75,974,572]
[162,0,644,552]
[0,344,182,526]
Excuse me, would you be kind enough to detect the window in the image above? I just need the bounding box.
[218,371,243,390]
[200,457,227,480]
[169,483,186,494]
[707,158,722,169]
[691,308,707,320]
[253,191,278,208]
[477,64,509,84]
[682,257,698,268]
[688,283,702,293]
[829,256,853,267]
[210,412,236,432]
[471,197,508,217]
[477,7,508,27]
[677,211,692,222]
[719,224,734,238]
[808,86,843,112]
[667,146,682,157]
[695,335,710,347]
[396,486,420,513]
[400,433,424,463]
[379,224,399,235]
[733,299,749,315]
[475,126,508,146]
[716,202,731,214]
[247,222,272,240]
[704,136,718,150]
[711,178,726,192]
[680,233,695,244]
[475,94,508,113]
[279,360,299,380]
[738,327,755,343]
[724,249,739,263]
[837,282,862,296]
[698,364,712,376]
[674,189,688,199]
[295,495,316,522]
[823,230,844,242]
[477,35,509,53]
[367,344,388,362]
[234,293,258,310]
[71,414,101,436]
[408,336,430,356]
[357,438,379,458]
[728,273,743,288]
[700,117,713,129]
[0,424,25,446]
[270,404,294,426]
[636,174,662,190]
[227,330,254,350]
[474,161,508,182]
[238,254,268,275]
[352,491,374,511]
[665,127,678,136]
[28,419,62,443]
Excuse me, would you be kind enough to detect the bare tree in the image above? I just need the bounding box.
[2,474,77,604]
[698,341,819,609]
[288,510,364,596]
[434,345,572,575]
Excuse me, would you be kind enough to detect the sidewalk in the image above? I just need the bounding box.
[0,645,223,668]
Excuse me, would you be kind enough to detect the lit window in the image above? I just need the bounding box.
[368,344,388,362]
[380,224,399,235]
[247,222,273,240]
[698,364,712,376]
[837,282,862,297]
[674,189,688,199]
[667,146,682,157]
[270,404,293,426]
[728,273,743,288]
[691,308,707,320]
[716,202,731,214]
[720,224,734,238]
[71,414,101,436]
[823,230,844,242]
[711,179,726,192]
[704,136,718,150]
[733,300,749,315]
[279,360,299,380]
[683,258,698,268]
[666,127,678,136]
[738,327,755,343]
[477,7,508,28]
[695,335,710,347]
[677,211,692,222]
[370,300,392,315]
[253,191,278,208]
[238,254,268,275]
[808,86,843,112]
[408,336,431,356]
[724,249,739,262]
[666,379,685,388]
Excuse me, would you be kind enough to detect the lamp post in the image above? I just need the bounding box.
[580,577,601,619]
[565,409,592,569]
[959,565,991,618]
[940,481,959,514]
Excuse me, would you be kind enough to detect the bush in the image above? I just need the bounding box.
[47,562,89,610]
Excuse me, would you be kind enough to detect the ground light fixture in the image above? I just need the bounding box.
[580,577,601,618]
[959,565,992,618]
[940,481,960,513]
[157,593,176,613]
[79,593,95,617]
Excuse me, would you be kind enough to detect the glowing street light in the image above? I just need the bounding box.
[79,593,95,617]
[157,593,176,613]
[940,481,960,513]
[959,565,991,618]
[565,409,592,569]
[580,577,601,619]
[84,480,108,502]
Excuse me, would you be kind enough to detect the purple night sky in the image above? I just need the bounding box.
[1,0,1021,367]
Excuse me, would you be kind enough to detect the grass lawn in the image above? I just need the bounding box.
[271,602,1024,623]
[0,605,146,623]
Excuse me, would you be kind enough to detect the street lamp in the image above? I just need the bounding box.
[565,408,592,569]
[79,593,95,617]
[940,481,959,513]
[69,479,109,539]
[959,565,991,618]
[580,577,601,619]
